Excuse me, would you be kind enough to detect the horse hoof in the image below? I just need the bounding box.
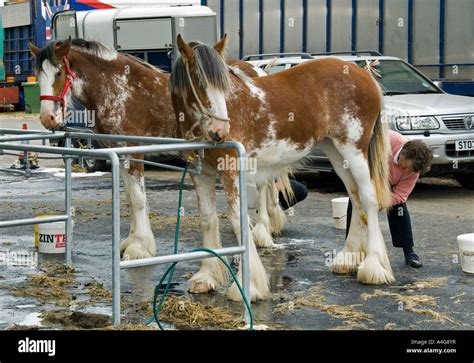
[188,281,213,294]
[331,263,358,275]
[227,281,270,302]
[252,223,275,248]
[357,255,395,285]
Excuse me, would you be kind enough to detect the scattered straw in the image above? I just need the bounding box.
[41,309,110,329]
[100,324,157,330]
[384,322,397,330]
[41,263,76,277]
[86,281,112,302]
[329,321,371,330]
[274,287,373,325]
[157,296,245,330]
[361,289,457,324]
[149,213,201,231]
[72,164,88,173]
[0,262,75,307]
[391,278,448,291]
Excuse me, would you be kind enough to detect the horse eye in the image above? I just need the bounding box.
[55,71,62,78]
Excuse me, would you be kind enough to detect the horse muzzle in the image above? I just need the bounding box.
[40,111,63,130]
[208,130,225,144]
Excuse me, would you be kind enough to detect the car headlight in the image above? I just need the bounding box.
[396,116,439,131]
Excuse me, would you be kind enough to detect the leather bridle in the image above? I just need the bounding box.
[182,48,230,142]
[39,56,77,117]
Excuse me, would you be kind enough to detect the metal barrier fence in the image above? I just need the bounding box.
[0,129,251,326]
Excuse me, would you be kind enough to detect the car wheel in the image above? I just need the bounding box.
[79,140,107,173]
[60,139,107,173]
[454,173,474,190]
[82,155,107,173]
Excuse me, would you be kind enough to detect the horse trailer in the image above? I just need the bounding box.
[52,3,217,72]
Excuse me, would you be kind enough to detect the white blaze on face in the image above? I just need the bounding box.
[207,86,228,119]
[206,86,230,138]
[38,60,61,119]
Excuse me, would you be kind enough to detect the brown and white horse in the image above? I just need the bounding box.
[29,39,175,262]
[28,39,284,296]
[169,35,395,301]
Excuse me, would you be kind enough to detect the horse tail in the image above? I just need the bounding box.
[368,112,392,211]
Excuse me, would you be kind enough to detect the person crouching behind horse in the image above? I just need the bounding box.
[346,130,433,268]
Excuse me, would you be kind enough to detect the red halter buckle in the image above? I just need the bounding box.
[39,56,77,117]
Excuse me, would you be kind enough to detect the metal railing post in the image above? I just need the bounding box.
[237,144,251,325]
[65,137,73,266]
[110,153,121,325]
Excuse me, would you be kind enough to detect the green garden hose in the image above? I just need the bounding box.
[148,159,254,330]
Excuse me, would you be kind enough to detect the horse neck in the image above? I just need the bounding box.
[71,50,174,136]
[69,50,169,115]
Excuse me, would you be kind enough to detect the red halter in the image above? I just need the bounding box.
[39,56,77,116]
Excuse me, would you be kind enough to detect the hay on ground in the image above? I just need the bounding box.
[86,281,112,302]
[0,261,75,307]
[156,296,245,329]
[274,287,372,324]
[361,289,457,324]
[391,277,448,291]
[41,309,110,329]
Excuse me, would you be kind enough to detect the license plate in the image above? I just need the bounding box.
[455,139,474,151]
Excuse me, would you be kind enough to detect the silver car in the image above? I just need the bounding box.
[245,53,474,189]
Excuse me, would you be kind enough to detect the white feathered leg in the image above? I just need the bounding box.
[121,168,156,260]
[220,173,270,302]
[188,167,229,293]
[334,141,395,284]
[319,139,365,275]
[252,183,275,248]
[266,181,286,236]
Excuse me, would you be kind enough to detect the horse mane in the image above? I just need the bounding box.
[36,38,163,74]
[169,42,231,98]
[35,39,110,71]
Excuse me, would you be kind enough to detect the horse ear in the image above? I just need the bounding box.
[213,34,228,58]
[29,42,40,57]
[55,38,72,59]
[176,34,194,64]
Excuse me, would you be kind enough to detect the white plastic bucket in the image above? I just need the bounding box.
[457,233,474,274]
[34,215,54,248]
[37,221,71,254]
[331,197,349,230]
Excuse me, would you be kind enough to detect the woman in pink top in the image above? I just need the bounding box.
[346,130,433,268]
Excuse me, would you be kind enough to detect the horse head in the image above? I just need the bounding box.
[29,39,75,130]
[170,35,232,143]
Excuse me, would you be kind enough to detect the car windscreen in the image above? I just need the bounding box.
[264,64,287,74]
[354,60,441,95]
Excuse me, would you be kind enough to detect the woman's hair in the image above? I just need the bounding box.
[401,140,434,174]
